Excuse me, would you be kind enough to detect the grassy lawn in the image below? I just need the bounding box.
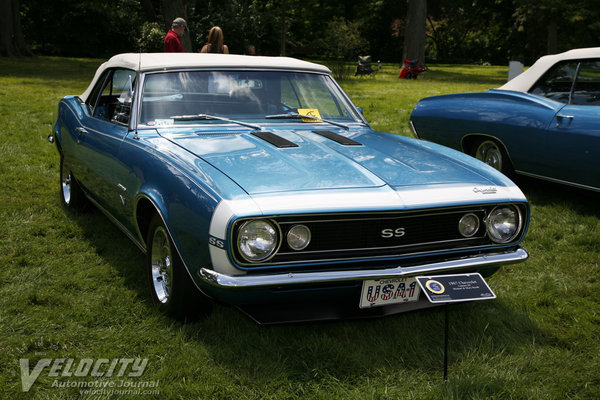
[1,57,599,399]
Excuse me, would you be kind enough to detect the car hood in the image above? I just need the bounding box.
[158,127,501,195]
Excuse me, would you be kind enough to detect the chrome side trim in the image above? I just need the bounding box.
[85,195,147,253]
[409,120,419,138]
[199,247,528,289]
[516,170,600,192]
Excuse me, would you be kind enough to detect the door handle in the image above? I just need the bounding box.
[75,127,88,143]
[555,115,573,128]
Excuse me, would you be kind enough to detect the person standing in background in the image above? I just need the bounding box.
[200,26,229,54]
[164,18,187,52]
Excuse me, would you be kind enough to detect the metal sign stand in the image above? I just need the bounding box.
[415,273,498,382]
[444,305,449,381]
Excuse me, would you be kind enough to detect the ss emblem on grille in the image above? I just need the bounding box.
[381,227,406,238]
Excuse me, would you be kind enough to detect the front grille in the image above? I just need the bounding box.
[231,204,526,268]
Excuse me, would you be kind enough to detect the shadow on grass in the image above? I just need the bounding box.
[515,175,600,218]
[66,206,148,297]
[175,299,546,392]
[77,215,536,372]
[67,202,547,385]
[423,67,506,87]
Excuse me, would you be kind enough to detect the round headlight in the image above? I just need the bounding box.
[237,219,279,262]
[487,206,521,243]
[458,213,480,237]
[287,224,311,251]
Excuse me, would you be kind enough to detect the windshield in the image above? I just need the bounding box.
[139,70,363,127]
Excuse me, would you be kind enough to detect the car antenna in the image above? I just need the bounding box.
[133,51,141,140]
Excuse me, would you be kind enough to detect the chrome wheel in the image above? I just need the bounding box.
[475,140,503,172]
[145,214,212,319]
[150,226,173,304]
[59,155,86,209]
[61,172,72,205]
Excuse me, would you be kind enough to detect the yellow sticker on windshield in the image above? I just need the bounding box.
[298,108,322,123]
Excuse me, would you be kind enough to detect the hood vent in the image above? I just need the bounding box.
[313,130,362,146]
[251,131,298,148]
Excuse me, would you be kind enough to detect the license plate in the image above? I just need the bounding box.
[359,277,421,308]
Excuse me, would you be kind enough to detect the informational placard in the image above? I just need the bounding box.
[416,273,495,304]
[297,108,322,123]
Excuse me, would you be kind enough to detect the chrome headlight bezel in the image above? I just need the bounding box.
[458,213,481,238]
[236,219,281,263]
[486,205,523,243]
[286,224,312,251]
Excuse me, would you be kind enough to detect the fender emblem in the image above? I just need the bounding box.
[209,236,225,249]
[473,187,498,195]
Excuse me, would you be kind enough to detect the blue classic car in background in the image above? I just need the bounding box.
[52,53,529,323]
[410,47,600,192]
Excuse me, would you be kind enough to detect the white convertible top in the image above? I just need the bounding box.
[80,53,331,102]
[499,47,600,92]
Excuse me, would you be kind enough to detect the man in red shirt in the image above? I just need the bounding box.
[164,18,187,52]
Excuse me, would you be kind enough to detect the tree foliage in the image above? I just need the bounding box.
[138,22,165,53]
[20,0,143,56]
[12,0,600,63]
[509,0,600,63]
[318,17,368,79]
[427,0,515,64]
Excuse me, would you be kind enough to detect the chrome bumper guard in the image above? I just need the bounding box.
[199,248,528,289]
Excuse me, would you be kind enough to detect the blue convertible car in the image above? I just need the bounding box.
[52,53,529,323]
[410,47,600,192]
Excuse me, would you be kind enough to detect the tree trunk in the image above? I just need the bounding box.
[547,18,558,54]
[280,0,287,56]
[161,0,192,52]
[140,0,157,22]
[403,0,426,67]
[0,0,32,57]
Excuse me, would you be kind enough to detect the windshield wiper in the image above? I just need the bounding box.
[265,113,350,130]
[169,113,262,130]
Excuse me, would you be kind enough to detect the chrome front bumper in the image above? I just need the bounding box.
[199,248,528,289]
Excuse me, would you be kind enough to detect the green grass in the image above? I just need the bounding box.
[1,57,599,399]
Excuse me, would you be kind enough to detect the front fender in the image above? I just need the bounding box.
[129,135,252,291]
[134,179,218,284]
